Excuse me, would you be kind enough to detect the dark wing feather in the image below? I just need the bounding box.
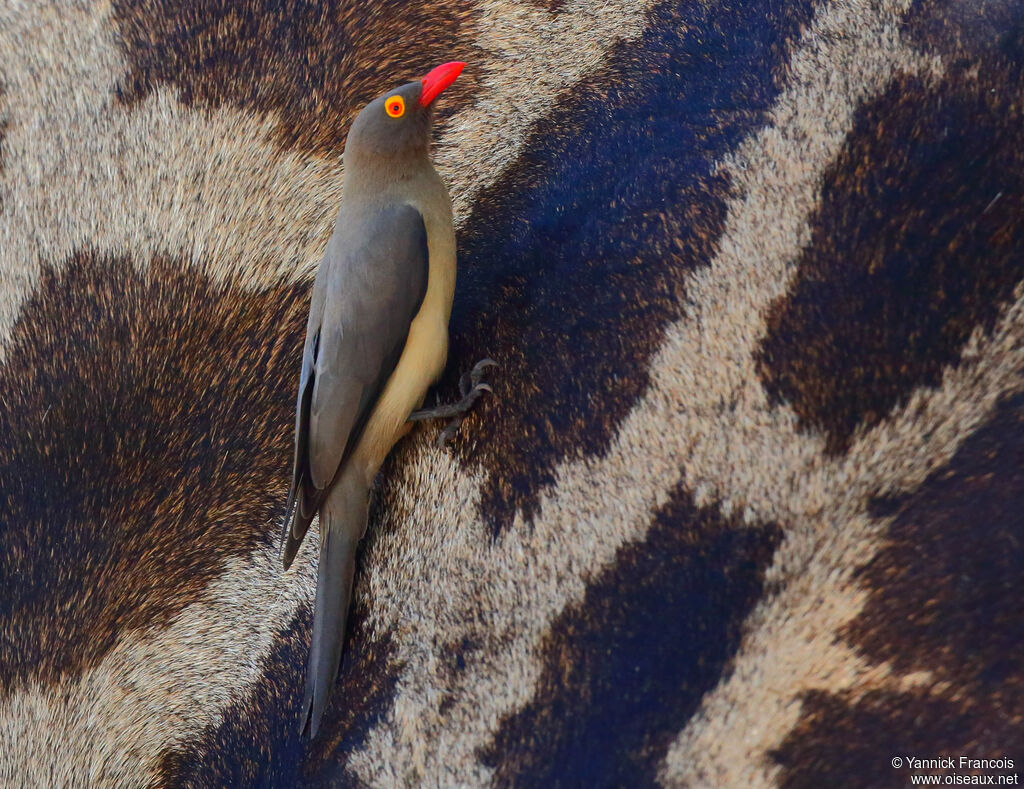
[281,314,323,567]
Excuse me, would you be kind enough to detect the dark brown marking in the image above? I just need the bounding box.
[111,0,481,156]
[902,0,1024,75]
[851,390,1024,697]
[757,67,1024,453]
[481,485,782,787]
[773,390,1024,786]
[157,615,312,787]
[445,0,815,533]
[158,606,401,787]
[773,690,986,789]
[525,0,566,12]
[0,250,308,694]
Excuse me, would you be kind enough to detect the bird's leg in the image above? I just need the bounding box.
[409,358,496,420]
[409,358,497,444]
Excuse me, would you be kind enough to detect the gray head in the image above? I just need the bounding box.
[345,62,465,162]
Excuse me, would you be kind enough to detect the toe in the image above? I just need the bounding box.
[437,418,464,446]
[470,359,498,387]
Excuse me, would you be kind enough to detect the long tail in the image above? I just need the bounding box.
[300,465,367,738]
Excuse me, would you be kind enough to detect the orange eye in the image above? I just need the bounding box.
[385,95,405,118]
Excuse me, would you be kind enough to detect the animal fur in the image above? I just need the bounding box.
[0,0,1021,785]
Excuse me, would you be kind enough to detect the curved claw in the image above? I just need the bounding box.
[461,358,499,397]
[458,370,474,398]
[436,417,465,447]
[470,359,498,386]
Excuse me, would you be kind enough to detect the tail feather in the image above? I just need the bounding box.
[299,467,367,738]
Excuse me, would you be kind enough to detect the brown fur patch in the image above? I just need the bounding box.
[851,388,1024,708]
[155,615,312,786]
[481,485,782,786]
[111,0,482,156]
[0,250,307,694]
[772,689,978,789]
[902,0,1024,73]
[525,0,566,12]
[158,608,401,787]
[757,66,1024,453]
[772,389,1024,786]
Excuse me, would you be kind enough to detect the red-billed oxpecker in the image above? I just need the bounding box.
[280,62,494,738]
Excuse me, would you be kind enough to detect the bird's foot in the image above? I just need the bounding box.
[409,358,497,445]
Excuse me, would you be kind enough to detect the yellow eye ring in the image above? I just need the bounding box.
[385,95,405,118]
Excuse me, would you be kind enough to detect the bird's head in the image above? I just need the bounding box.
[345,61,465,161]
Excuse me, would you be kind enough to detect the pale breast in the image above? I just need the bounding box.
[351,176,457,479]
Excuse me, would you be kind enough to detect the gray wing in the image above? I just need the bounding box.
[281,203,429,568]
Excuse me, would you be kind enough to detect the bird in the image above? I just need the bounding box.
[280,61,494,739]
